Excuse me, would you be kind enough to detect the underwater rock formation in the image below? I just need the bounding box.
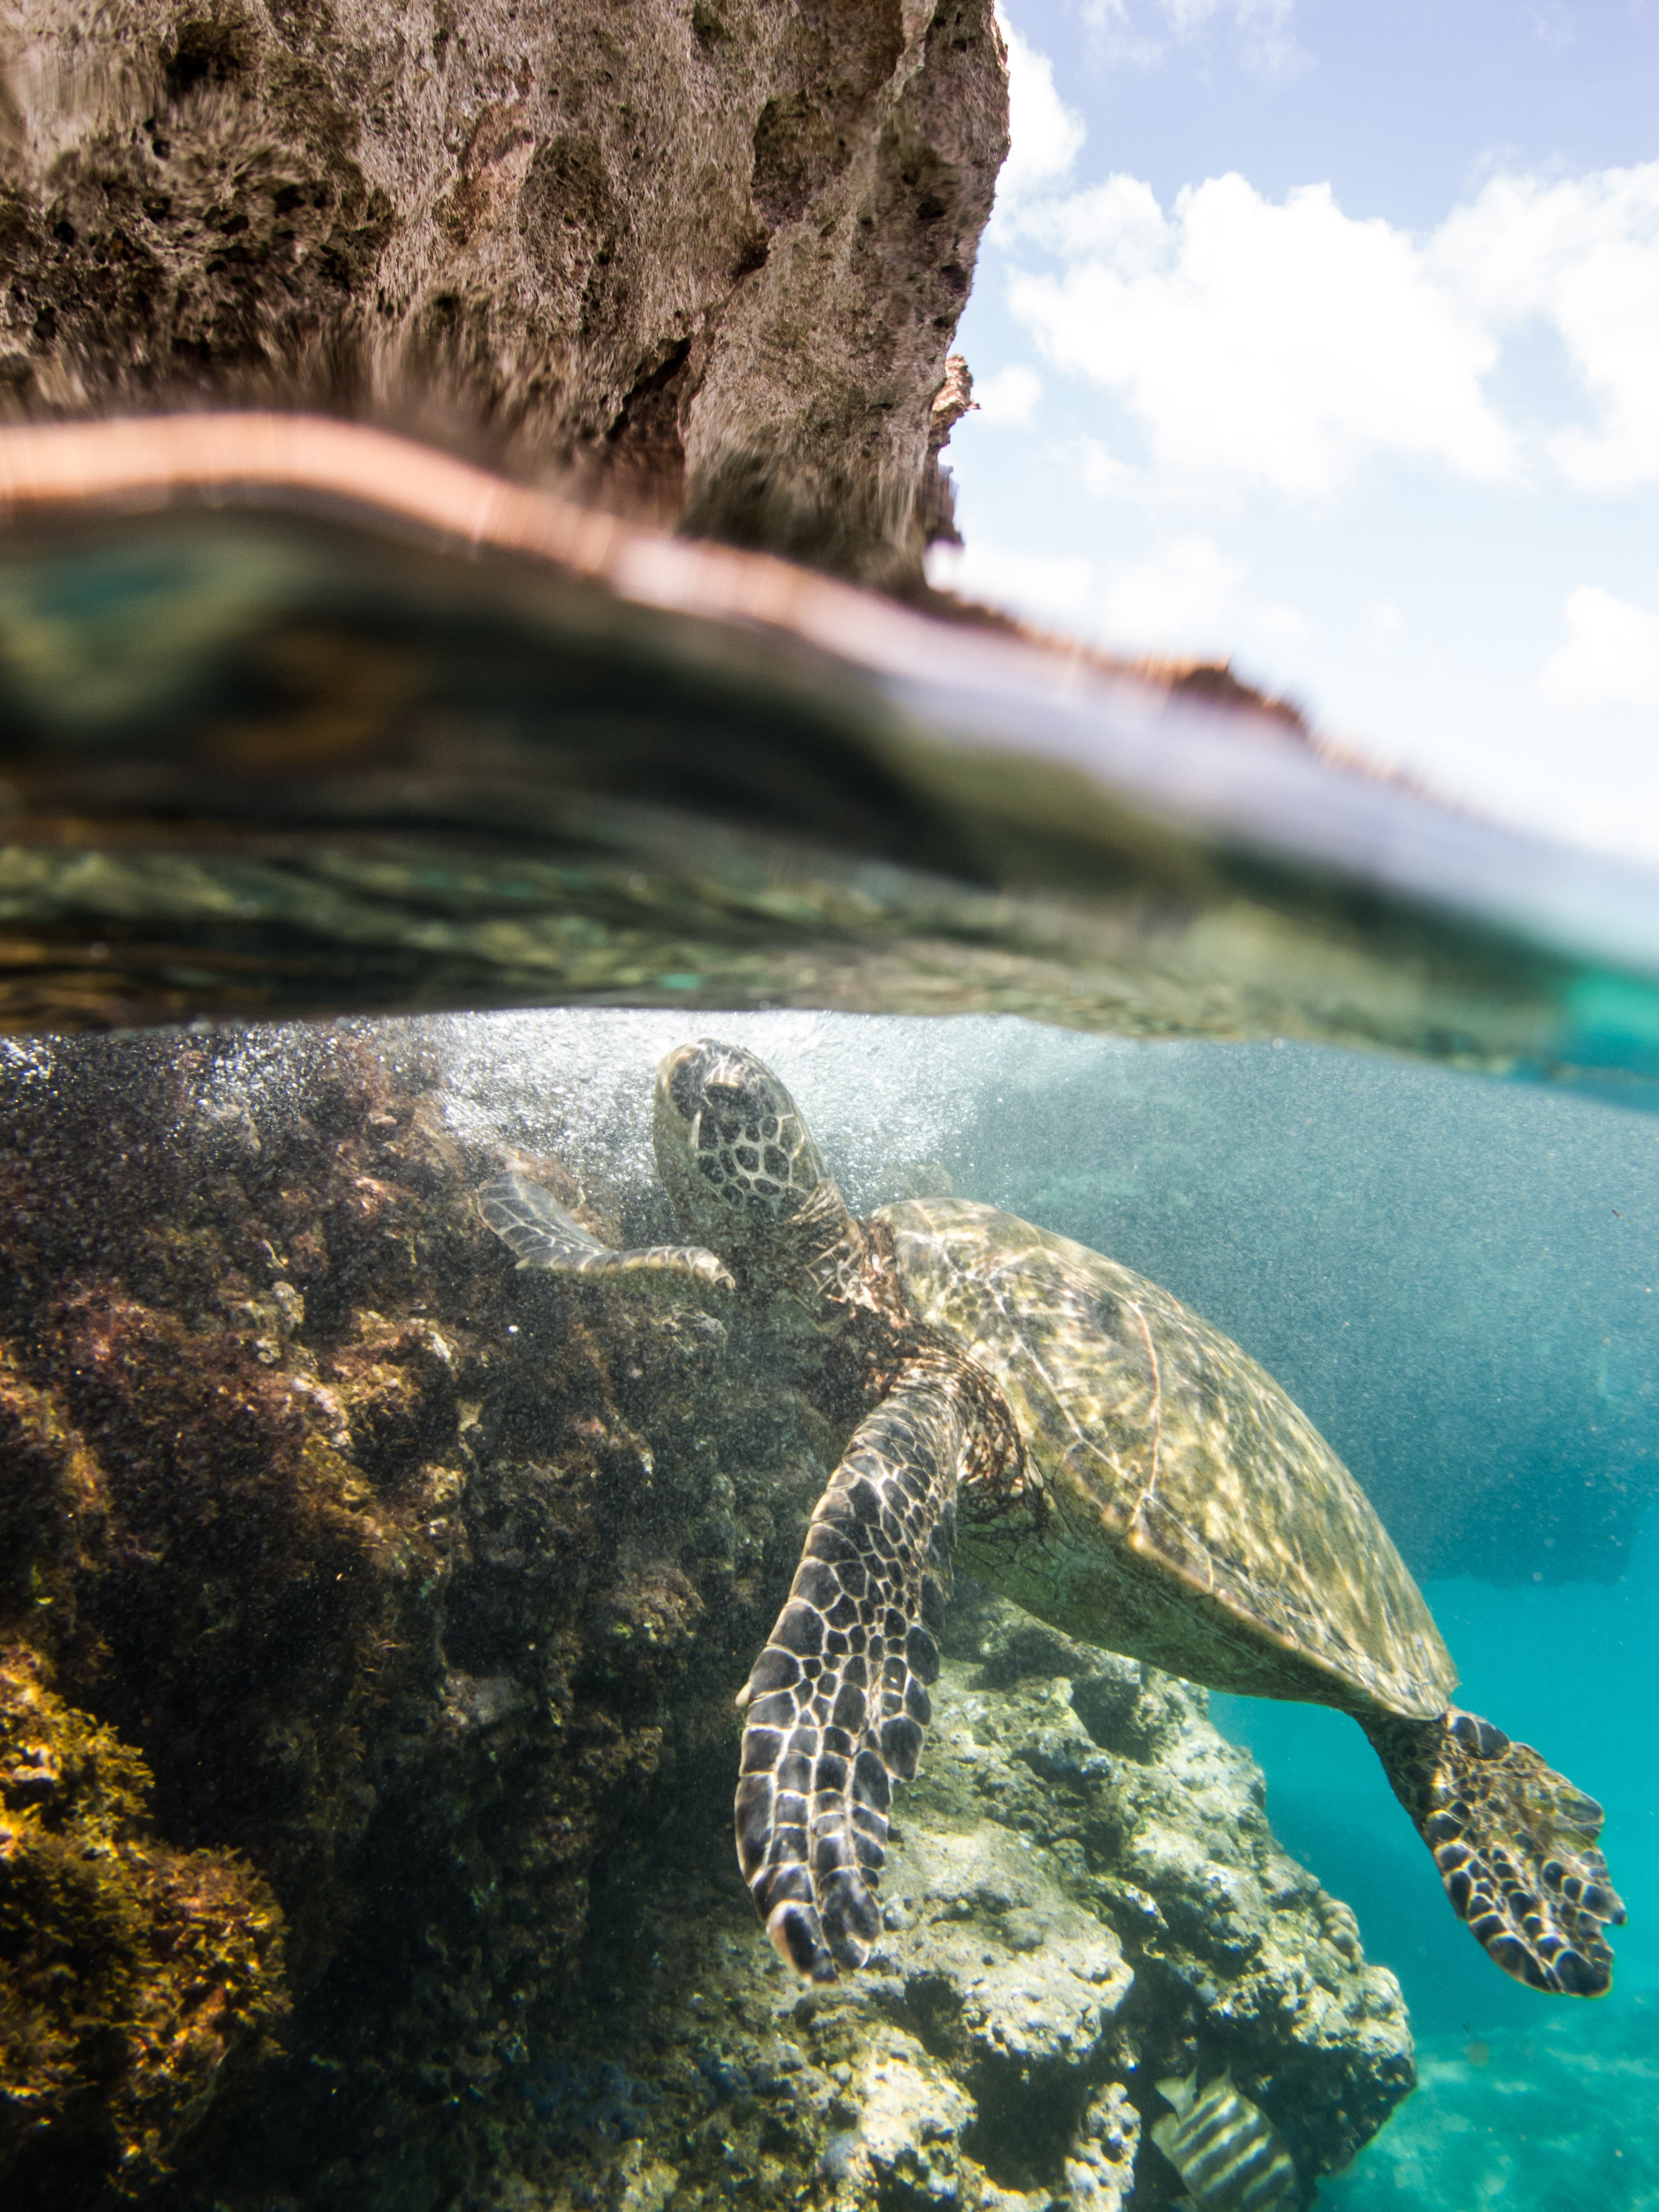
[488,1604,1412,2212]
[0,1030,1412,2206]
[0,0,1007,586]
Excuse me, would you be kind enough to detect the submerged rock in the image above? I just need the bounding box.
[931,1604,1413,2189]
[488,1621,1410,2212]
[0,1028,1413,2207]
[0,1644,287,2195]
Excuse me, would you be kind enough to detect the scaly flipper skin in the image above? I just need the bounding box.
[733,1351,985,1980]
[1364,1706,1626,1995]
[477,1172,735,1296]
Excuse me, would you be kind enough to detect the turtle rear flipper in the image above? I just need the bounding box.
[477,1172,734,1297]
[733,1352,984,1979]
[1365,1706,1626,1996]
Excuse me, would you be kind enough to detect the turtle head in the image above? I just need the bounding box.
[653,1041,829,1252]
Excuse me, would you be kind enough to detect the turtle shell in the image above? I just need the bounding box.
[877,1198,1456,1720]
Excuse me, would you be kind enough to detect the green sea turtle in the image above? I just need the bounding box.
[479,1040,1624,1997]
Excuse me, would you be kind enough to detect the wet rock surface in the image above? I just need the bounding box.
[0,0,1007,586]
[499,1610,1412,2212]
[0,1030,1413,2206]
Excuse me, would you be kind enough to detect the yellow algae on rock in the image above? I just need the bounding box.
[0,1647,287,2192]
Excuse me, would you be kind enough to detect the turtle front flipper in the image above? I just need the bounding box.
[734,1351,997,1979]
[1364,1707,1626,1995]
[477,1172,734,1297]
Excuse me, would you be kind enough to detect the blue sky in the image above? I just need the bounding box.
[933,0,1659,860]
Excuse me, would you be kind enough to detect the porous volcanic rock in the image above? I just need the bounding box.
[488,1604,1413,2212]
[0,0,1008,586]
[0,1027,1413,2208]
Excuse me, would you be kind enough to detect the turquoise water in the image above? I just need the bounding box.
[1216,1542,1659,2041]
[947,1031,1659,2210]
[1320,1992,1659,2211]
[953,1033,1659,1590]
[1216,1543,1659,2207]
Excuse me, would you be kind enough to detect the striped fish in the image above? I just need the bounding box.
[1150,2069,1298,2211]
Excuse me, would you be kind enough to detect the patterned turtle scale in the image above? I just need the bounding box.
[879,1197,1456,1720]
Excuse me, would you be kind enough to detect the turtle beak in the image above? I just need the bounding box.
[657,1038,769,1128]
[653,1039,826,1232]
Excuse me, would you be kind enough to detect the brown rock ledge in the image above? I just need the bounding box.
[0,0,1008,588]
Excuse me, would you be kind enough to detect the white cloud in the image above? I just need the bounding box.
[1081,0,1308,78]
[991,18,1659,507]
[928,523,1306,663]
[1007,173,1515,498]
[993,6,1087,211]
[1530,3,1575,55]
[1101,532,1307,653]
[999,144,1659,503]
[1078,436,1135,497]
[972,363,1044,425]
[924,540,1098,629]
[1365,597,1406,635]
[1432,164,1659,493]
[1538,586,1659,712]
[1079,0,1164,66]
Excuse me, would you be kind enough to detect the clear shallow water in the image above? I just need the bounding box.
[1320,1991,1659,2211]
[426,1010,1659,2180]
[923,1026,1659,2210]
[13,496,1659,1081]
[948,1033,1659,1589]
[1219,1543,1659,2206]
[1216,1537,1659,2042]
[7,1007,1655,2207]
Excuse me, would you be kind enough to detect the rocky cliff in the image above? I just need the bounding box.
[0,0,1007,586]
[0,1027,1413,2208]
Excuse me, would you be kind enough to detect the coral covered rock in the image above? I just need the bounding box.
[932,1601,1414,2188]
[0,1647,286,2197]
[481,1623,1411,2211]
